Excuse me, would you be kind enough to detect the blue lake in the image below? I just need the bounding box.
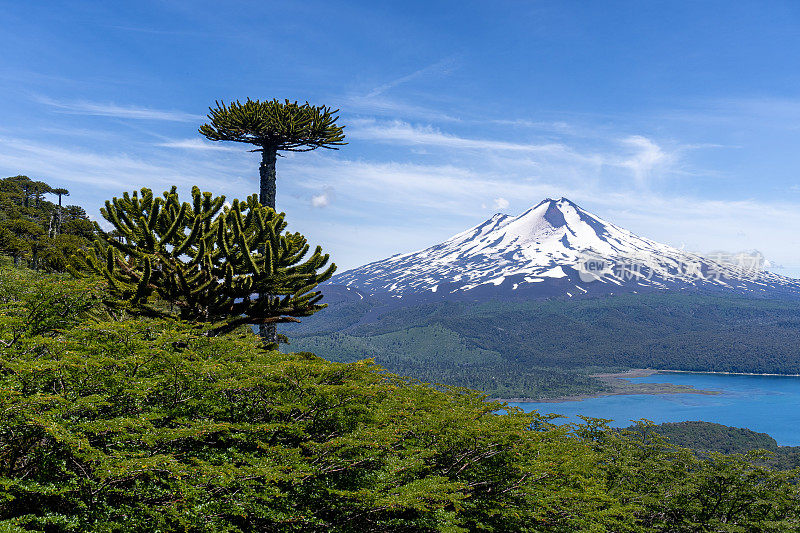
[509,372,800,446]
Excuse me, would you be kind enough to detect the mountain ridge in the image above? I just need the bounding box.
[331,197,800,302]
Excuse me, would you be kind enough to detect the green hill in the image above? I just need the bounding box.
[635,421,779,454]
[632,421,800,470]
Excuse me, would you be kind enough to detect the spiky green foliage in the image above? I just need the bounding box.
[199,98,346,152]
[71,187,335,334]
[198,98,346,345]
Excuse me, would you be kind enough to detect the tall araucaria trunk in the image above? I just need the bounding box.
[258,147,278,346]
[259,147,277,209]
[57,194,63,235]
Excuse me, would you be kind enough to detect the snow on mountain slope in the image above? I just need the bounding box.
[332,198,800,299]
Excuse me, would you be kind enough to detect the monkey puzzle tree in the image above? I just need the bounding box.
[4,175,35,208]
[31,181,51,208]
[51,187,70,233]
[199,98,346,209]
[70,187,336,340]
[0,219,42,266]
[199,98,346,343]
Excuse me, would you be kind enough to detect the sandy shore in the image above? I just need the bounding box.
[591,368,661,379]
[661,369,800,377]
[494,368,719,404]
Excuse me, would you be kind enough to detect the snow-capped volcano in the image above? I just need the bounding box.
[332,198,800,300]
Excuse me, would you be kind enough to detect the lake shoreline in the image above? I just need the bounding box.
[495,369,800,446]
[495,368,721,404]
[661,369,800,377]
[496,368,800,404]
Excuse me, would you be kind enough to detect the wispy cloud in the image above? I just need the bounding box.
[366,58,457,98]
[343,94,462,122]
[36,97,204,122]
[0,136,253,195]
[0,137,166,188]
[618,135,671,187]
[158,138,239,151]
[348,120,682,188]
[493,197,510,209]
[349,119,573,154]
[286,152,606,221]
[490,118,577,135]
[656,96,800,132]
[597,193,800,266]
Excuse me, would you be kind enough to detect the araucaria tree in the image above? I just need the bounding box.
[199,99,346,209]
[198,98,346,343]
[51,187,70,234]
[71,187,336,340]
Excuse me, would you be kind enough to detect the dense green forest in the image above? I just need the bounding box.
[629,421,800,471]
[294,325,611,399]
[2,264,800,531]
[289,293,800,398]
[0,175,98,271]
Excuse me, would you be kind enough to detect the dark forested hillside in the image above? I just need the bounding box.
[630,421,779,454]
[288,292,800,397]
[293,325,612,399]
[629,421,800,470]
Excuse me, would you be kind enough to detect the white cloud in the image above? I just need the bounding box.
[343,94,462,122]
[310,186,335,208]
[287,158,516,214]
[584,192,800,265]
[341,59,462,123]
[36,96,204,122]
[493,197,509,209]
[490,118,576,135]
[349,119,575,155]
[311,193,329,208]
[347,120,682,190]
[619,135,670,186]
[0,135,255,211]
[158,138,239,151]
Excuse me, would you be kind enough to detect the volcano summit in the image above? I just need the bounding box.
[331,198,800,301]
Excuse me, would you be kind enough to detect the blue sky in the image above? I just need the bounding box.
[1,1,800,276]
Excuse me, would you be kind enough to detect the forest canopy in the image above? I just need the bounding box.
[0,264,799,531]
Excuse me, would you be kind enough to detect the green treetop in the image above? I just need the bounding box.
[71,186,336,338]
[198,98,346,209]
[51,187,70,231]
